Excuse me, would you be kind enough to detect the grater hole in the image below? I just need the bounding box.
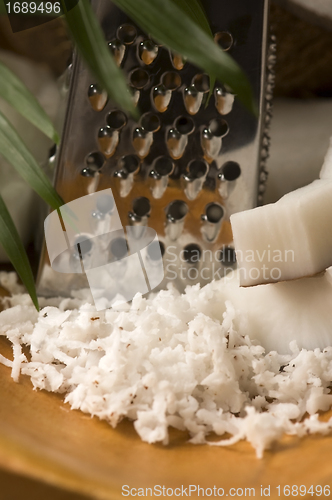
[161,71,181,91]
[175,116,195,135]
[205,203,224,223]
[148,36,163,48]
[167,200,188,222]
[98,126,112,138]
[139,39,158,52]
[141,112,160,133]
[147,241,165,260]
[119,154,140,174]
[74,235,93,257]
[85,152,105,171]
[139,40,158,65]
[170,51,186,70]
[108,39,125,66]
[183,244,201,263]
[214,87,235,116]
[117,24,137,45]
[96,194,115,214]
[49,144,57,159]
[81,168,96,177]
[154,156,174,176]
[188,159,208,179]
[214,31,233,51]
[108,39,123,50]
[129,68,150,89]
[220,161,241,181]
[110,237,128,260]
[218,246,237,266]
[152,84,171,113]
[107,110,127,130]
[209,118,229,137]
[132,197,151,217]
[215,87,226,97]
[88,84,107,111]
[184,84,198,97]
[88,83,102,97]
[192,74,210,93]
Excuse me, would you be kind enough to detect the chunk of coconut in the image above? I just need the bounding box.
[223,268,332,353]
[231,161,332,286]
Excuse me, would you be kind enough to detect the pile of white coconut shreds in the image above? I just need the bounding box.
[1,271,332,459]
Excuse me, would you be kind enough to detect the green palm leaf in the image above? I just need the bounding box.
[173,0,212,37]
[0,110,63,210]
[0,194,39,310]
[172,0,215,100]
[0,61,59,144]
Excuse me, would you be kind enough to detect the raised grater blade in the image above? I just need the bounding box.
[37,0,274,301]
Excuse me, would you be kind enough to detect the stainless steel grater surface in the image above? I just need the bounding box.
[38,0,274,298]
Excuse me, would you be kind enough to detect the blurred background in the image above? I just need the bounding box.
[0,1,332,497]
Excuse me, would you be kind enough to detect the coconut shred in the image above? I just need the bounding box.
[1,270,332,459]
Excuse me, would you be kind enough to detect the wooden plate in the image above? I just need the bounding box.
[1,289,332,499]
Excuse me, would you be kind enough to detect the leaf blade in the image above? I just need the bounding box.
[172,0,212,37]
[0,61,59,144]
[0,194,39,310]
[111,0,256,114]
[0,110,63,210]
[60,0,138,118]
[172,0,215,101]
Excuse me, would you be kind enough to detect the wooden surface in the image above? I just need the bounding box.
[1,329,332,499]
[0,468,90,500]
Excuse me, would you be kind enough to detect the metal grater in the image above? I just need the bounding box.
[37,0,274,300]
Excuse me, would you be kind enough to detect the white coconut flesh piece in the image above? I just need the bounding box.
[223,268,332,354]
[230,158,332,287]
